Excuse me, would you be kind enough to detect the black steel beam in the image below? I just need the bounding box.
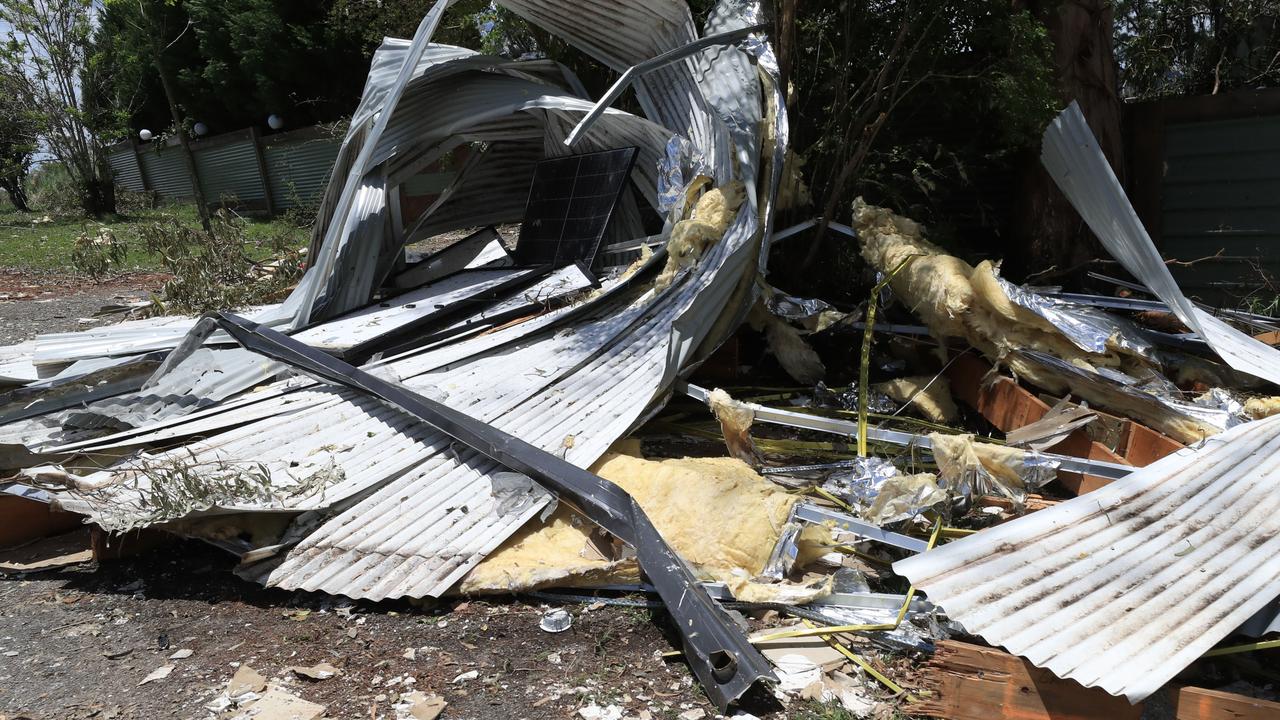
[205,311,776,710]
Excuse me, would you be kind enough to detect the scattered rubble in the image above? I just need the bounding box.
[0,2,1278,719]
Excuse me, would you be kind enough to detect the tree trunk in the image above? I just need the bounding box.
[1,178,29,212]
[1007,0,1125,282]
[154,45,212,232]
[80,175,117,217]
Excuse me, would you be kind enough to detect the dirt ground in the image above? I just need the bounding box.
[0,538,775,720]
[0,270,165,344]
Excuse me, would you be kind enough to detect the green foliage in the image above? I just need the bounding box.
[326,0,486,55]
[87,0,620,139]
[1,0,117,215]
[1116,1,1280,100]
[784,0,1058,298]
[95,450,277,532]
[0,91,39,210]
[135,209,305,315]
[71,224,129,279]
[26,163,84,216]
[88,0,368,138]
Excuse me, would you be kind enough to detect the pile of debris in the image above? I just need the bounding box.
[2,1,1280,718]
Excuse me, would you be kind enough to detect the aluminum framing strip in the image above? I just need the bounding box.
[1085,272,1280,333]
[760,460,860,475]
[339,265,556,363]
[679,383,1134,481]
[563,23,767,147]
[200,311,775,711]
[792,502,930,553]
[768,218,857,245]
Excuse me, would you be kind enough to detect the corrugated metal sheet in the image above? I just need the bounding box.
[502,0,731,183]
[251,229,751,598]
[32,305,281,367]
[297,267,532,351]
[1162,115,1280,297]
[194,137,265,204]
[264,138,341,210]
[107,146,145,193]
[894,414,1280,703]
[139,147,193,199]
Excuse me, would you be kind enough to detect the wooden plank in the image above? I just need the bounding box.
[0,495,82,548]
[1174,686,1280,720]
[1048,431,1130,496]
[1118,420,1183,467]
[909,641,1143,720]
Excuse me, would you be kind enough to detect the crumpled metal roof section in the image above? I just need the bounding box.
[894,414,1280,703]
[242,1,780,598]
[254,217,761,599]
[46,0,780,603]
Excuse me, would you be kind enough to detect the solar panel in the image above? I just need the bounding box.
[514,147,639,268]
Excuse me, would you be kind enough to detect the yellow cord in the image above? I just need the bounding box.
[810,486,858,513]
[754,517,942,642]
[858,255,920,457]
[1203,638,1280,657]
[802,618,920,703]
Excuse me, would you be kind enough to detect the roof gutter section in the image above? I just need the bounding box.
[1041,102,1280,386]
[205,311,776,711]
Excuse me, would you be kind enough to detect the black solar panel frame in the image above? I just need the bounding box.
[514,147,639,269]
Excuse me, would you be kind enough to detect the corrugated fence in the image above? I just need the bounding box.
[1127,88,1280,301]
[107,126,342,215]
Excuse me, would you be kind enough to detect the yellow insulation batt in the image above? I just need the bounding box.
[928,432,1042,503]
[863,472,946,526]
[873,375,958,424]
[1246,396,1280,420]
[655,180,746,291]
[709,388,762,464]
[852,198,1219,443]
[748,302,827,385]
[459,452,831,602]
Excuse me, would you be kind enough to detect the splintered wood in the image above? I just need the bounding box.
[909,641,1141,720]
[910,641,1280,720]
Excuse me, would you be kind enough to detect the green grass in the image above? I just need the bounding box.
[0,201,309,274]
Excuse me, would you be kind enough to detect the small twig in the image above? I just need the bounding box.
[1164,248,1224,267]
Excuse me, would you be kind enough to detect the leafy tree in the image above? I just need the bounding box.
[0,0,116,215]
[0,89,39,211]
[325,0,487,56]
[784,0,1060,288]
[1116,0,1280,100]
[183,0,367,129]
[99,0,213,230]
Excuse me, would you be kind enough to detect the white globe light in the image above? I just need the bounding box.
[267,114,284,130]
[139,129,153,141]
[192,122,208,136]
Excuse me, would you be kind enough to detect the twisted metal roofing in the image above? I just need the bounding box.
[894,414,1280,703]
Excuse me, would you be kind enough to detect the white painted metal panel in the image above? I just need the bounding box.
[895,414,1280,703]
